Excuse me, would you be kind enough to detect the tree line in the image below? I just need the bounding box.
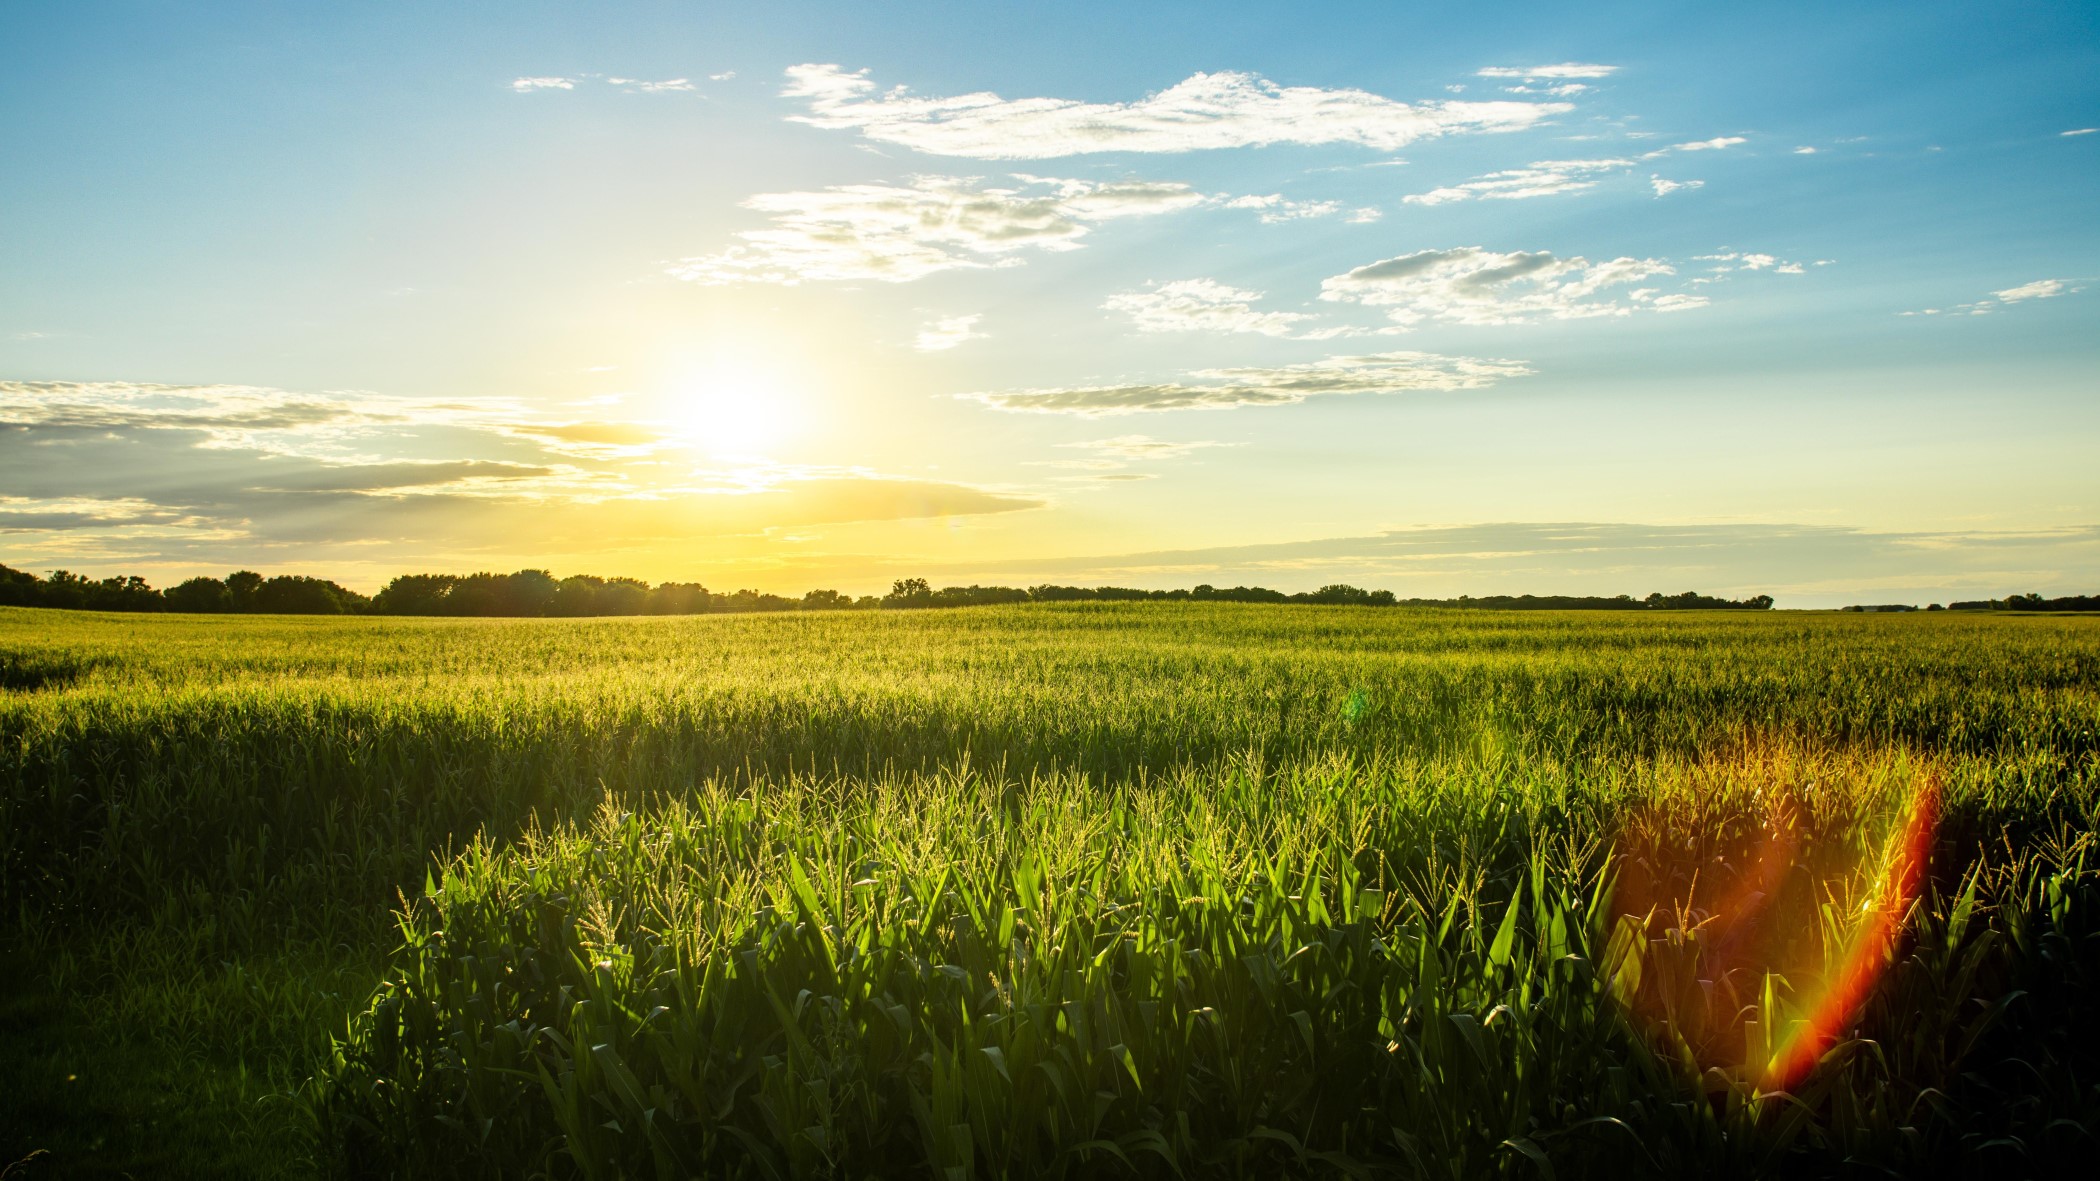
[0,563,1797,617]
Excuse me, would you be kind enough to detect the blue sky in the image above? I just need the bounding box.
[2,0,2095,604]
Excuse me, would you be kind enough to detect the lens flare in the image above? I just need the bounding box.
[1607,750,1944,1095]
[1760,775,1940,1092]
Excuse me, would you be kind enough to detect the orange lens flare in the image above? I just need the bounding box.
[1760,776,1940,1092]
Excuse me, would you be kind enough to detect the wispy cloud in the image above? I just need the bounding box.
[1061,435,1229,460]
[1320,247,1703,326]
[608,77,695,93]
[914,313,986,351]
[1903,277,2086,316]
[668,175,1205,285]
[1476,63,1619,80]
[1650,176,1705,196]
[1403,157,1635,205]
[1220,193,1343,222]
[964,351,1530,416]
[1103,279,1347,339]
[2062,128,2097,137]
[1404,134,1740,206]
[510,76,575,92]
[780,64,1571,159]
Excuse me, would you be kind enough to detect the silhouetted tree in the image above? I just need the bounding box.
[226,570,265,612]
[164,576,233,613]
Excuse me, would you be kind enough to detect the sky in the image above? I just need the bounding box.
[2,0,2096,606]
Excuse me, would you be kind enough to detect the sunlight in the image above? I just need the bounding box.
[659,358,795,456]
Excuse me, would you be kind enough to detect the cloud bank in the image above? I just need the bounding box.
[0,380,1041,573]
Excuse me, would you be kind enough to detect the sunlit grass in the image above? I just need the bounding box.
[2,604,2096,1176]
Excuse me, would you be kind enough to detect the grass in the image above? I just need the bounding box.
[1,603,2096,1177]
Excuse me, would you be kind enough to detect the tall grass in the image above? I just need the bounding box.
[2,604,2096,1176]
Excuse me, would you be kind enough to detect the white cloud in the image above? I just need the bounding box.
[609,77,695,93]
[780,64,1571,159]
[1793,146,1818,154]
[1901,277,2082,317]
[1693,252,1820,279]
[1345,206,1385,223]
[1104,279,1346,339]
[511,76,575,92]
[1221,193,1343,222]
[965,351,1531,416]
[1320,247,1683,326]
[1476,63,1619,80]
[1404,157,1634,205]
[668,174,1205,285]
[1995,278,2074,302]
[709,71,736,82]
[1672,136,1747,151]
[1650,176,1704,196]
[2062,128,2097,137]
[914,313,986,351]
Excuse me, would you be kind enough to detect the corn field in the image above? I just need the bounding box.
[2,603,2096,1177]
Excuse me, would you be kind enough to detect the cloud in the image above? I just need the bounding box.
[1103,279,1346,339]
[964,350,1530,416]
[1476,63,1619,80]
[1650,176,1704,196]
[608,77,695,93]
[709,71,736,82]
[914,313,986,351]
[1403,157,1635,205]
[1220,193,1343,222]
[1793,146,1818,154]
[1345,207,1385,223]
[0,380,1043,574]
[2062,128,2097,137]
[936,521,2100,608]
[1405,134,1741,205]
[1904,277,2084,317]
[511,77,575,92]
[668,174,1205,285]
[1994,278,2074,302]
[1060,435,1229,460]
[780,64,1571,159]
[1320,247,1691,326]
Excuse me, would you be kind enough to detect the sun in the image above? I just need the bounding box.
[659,359,795,456]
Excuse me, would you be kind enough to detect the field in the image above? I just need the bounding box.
[2,604,2097,1178]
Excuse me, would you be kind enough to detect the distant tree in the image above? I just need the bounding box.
[885,578,935,608]
[717,588,794,613]
[0,564,40,607]
[252,575,366,614]
[551,575,606,617]
[597,578,651,615]
[801,588,853,611]
[372,573,456,615]
[226,570,265,612]
[649,582,712,615]
[39,571,92,610]
[164,576,232,613]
